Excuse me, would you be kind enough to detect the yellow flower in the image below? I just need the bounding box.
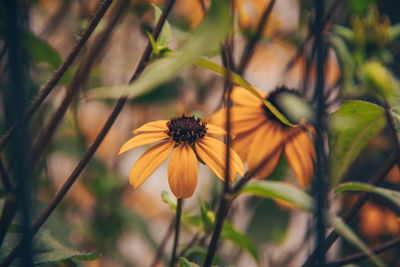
[119,115,244,198]
[211,86,316,187]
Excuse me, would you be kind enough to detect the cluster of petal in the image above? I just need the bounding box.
[119,119,244,199]
[210,86,316,187]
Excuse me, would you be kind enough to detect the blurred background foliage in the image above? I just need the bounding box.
[1,0,400,266]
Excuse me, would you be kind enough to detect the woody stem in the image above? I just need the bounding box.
[170,198,183,267]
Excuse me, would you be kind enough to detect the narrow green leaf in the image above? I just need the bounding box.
[328,34,355,94]
[153,4,172,47]
[222,222,260,263]
[329,100,386,186]
[328,215,386,267]
[239,181,314,212]
[194,57,294,127]
[0,229,100,265]
[179,257,200,267]
[161,190,176,211]
[87,1,229,100]
[23,31,62,70]
[335,182,400,207]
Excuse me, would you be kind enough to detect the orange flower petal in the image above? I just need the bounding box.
[284,133,313,187]
[231,86,265,107]
[210,106,266,134]
[129,140,175,189]
[168,144,198,199]
[247,122,283,178]
[232,132,256,162]
[132,120,168,134]
[195,137,244,182]
[290,132,314,187]
[206,123,227,136]
[119,132,169,155]
[255,148,282,179]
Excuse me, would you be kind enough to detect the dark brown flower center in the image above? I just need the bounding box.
[166,115,207,144]
[264,86,299,125]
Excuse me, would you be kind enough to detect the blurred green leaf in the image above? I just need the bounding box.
[335,182,400,207]
[347,0,376,13]
[361,61,400,105]
[221,222,260,263]
[276,92,314,124]
[194,57,294,127]
[162,190,177,211]
[88,0,229,100]
[179,257,200,267]
[329,34,355,94]
[329,100,386,185]
[246,199,289,244]
[23,30,62,70]
[239,181,314,212]
[0,229,100,266]
[153,4,171,48]
[328,215,386,267]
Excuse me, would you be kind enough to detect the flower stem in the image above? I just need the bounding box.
[170,198,183,267]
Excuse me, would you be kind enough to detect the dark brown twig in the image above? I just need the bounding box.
[0,0,114,153]
[150,219,175,267]
[0,1,176,266]
[28,0,128,171]
[284,0,343,73]
[203,22,234,266]
[325,235,400,266]
[169,198,183,267]
[237,0,276,75]
[303,153,398,267]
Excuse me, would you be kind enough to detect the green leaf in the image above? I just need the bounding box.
[239,181,314,212]
[179,257,200,267]
[194,57,294,127]
[0,229,100,266]
[153,4,172,48]
[329,100,386,186]
[162,190,177,211]
[221,222,260,263]
[246,199,289,244]
[23,30,62,70]
[88,1,229,100]
[328,34,356,95]
[361,61,400,105]
[335,182,400,208]
[328,215,386,267]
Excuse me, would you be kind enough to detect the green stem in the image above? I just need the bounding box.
[170,198,183,267]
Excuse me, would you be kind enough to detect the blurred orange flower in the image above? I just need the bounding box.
[211,86,316,187]
[119,115,244,198]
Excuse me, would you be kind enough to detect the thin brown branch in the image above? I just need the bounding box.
[302,152,398,267]
[0,1,176,266]
[28,0,129,171]
[237,0,276,75]
[150,219,174,267]
[284,0,343,73]
[325,235,400,266]
[0,0,115,152]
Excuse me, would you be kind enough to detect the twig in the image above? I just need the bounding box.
[0,156,12,193]
[0,1,176,266]
[312,0,328,265]
[28,0,129,171]
[179,232,201,258]
[203,25,234,267]
[150,219,175,267]
[169,198,183,267]
[325,235,400,266]
[284,0,343,73]
[302,152,398,267]
[0,0,114,153]
[237,0,276,75]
